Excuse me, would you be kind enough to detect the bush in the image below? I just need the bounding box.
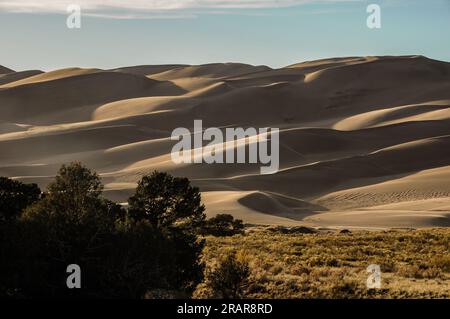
[127,171,206,293]
[329,280,362,298]
[128,171,205,231]
[201,214,244,237]
[206,251,250,299]
[0,177,41,297]
[429,255,450,273]
[0,163,206,298]
[0,177,40,222]
[1,163,114,297]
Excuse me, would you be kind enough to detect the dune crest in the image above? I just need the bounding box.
[0,65,14,74]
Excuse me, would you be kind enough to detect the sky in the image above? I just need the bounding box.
[0,0,449,71]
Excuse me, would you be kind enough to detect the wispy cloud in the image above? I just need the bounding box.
[0,0,361,19]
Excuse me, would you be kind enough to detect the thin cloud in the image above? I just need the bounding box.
[0,0,361,19]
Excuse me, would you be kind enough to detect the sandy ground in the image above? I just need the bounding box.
[1,56,449,228]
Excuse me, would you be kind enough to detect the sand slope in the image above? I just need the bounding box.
[0,65,14,74]
[1,56,450,228]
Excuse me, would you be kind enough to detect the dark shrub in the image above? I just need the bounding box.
[0,177,41,222]
[128,171,206,293]
[201,214,244,237]
[1,164,205,298]
[206,251,250,299]
[0,178,40,297]
[128,171,205,231]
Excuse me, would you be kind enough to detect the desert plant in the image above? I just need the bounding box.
[201,214,244,237]
[0,177,41,222]
[128,171,206,231]
[1,163,205,298]
[0,178,41,296]
[206,251,250,299]
[200,228,450,298]
[128,171,206,293]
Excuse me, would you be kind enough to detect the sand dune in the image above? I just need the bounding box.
[0,68,100,88]
[0,71,186,124]
[149,63,271,81]
[0,65,13,74]
[1,56,450,228]
[0,70,43,86]
[334,100,450,130]
[110,64,188,76]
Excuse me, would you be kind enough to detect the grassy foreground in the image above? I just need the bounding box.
[196,227,450,299]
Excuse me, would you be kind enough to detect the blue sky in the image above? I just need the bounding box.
[0,0,449,71]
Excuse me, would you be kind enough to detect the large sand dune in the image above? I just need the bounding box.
[1,56,449,228]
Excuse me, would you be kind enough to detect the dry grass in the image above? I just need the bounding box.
[196,227,450,299]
